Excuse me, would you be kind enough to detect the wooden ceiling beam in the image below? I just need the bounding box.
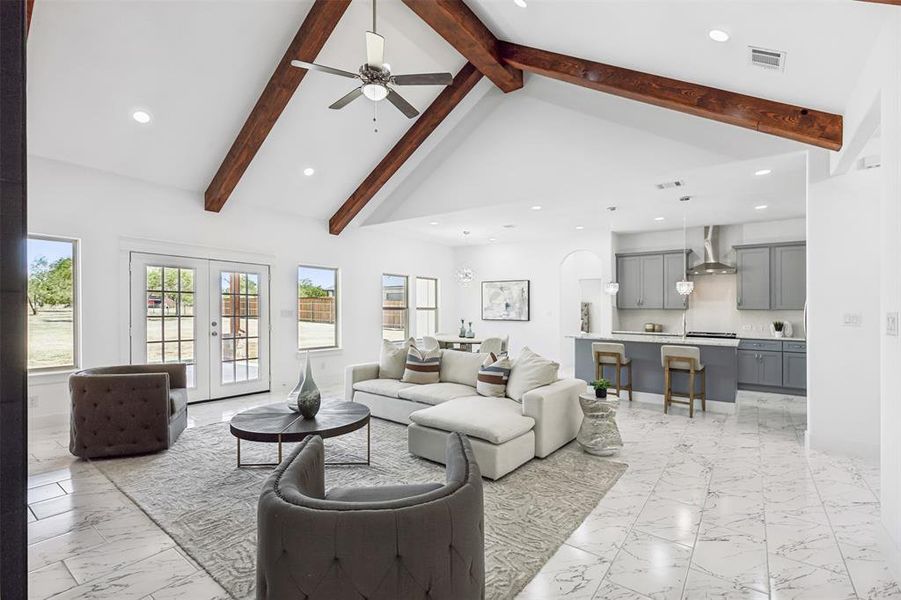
[500,41,843,151]
[204,0,350,212]
[401,0,522,93]
[856,0,901,5]
[26,0,34,34]
[329,62,483,235]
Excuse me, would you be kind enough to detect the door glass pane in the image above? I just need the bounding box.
[218,270,261,385]
[143,265,197,388]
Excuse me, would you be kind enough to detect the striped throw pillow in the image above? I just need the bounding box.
[401,346,441,384]
[477,352,512,397]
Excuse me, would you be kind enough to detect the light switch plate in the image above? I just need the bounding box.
[887,312,899,336]
[280,309,294,319]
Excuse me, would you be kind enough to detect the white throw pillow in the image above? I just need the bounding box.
[506,347,559,402]
[379,338,415,380]
[439,349,488,387]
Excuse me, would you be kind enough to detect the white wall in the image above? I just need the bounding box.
[876,14,901,576]
[807,167,881,459]
[451,232,614,374]
[614,220,806,335]
[27,157,457,423]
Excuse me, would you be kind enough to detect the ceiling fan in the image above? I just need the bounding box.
[290,0,453,119]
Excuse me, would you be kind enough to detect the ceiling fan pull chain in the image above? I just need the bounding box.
[372,0,377,34]
[373,102,379,134]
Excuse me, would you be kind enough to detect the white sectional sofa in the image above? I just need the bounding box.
[345,350,584,479]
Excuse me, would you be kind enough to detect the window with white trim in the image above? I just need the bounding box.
[298,266,338,350]
[27,236,79,371]
[382,274,408,342]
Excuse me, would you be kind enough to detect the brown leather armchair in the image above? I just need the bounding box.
[256,432,485,600]
[68,364,188,459]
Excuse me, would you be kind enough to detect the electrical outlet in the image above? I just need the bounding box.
[843,313,863,327]
[279,309,294,319]
[741,325,753,331]
[887,312,899,337]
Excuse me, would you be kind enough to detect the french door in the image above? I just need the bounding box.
[130,253,270,402]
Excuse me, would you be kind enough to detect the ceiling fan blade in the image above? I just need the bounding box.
[392,72,454,86]
[290,60,359,80]
[329,87,364,110]
[386,89,419,119]
[365,31,385,68]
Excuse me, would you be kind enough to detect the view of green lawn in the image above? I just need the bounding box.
[28,307,74,369]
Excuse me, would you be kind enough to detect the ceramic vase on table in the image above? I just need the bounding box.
[465,322,475,338]
[287,351,321,418]
[459,319,467,337]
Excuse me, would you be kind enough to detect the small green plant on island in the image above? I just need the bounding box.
[772,320,785,332]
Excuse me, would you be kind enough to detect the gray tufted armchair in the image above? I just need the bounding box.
[257,432,485,600]
[68,364,188,459]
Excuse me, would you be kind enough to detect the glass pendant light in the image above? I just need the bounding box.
[455,267,474,287]
[676,215,694,296]
[605,206,619,296]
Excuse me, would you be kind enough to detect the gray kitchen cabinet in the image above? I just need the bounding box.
[616,251,686,310]
[734,242,807,311]
[736,247,771,310]
[639,254,664,309]
[772,244,807,310]
[737,348,784,386]
[616,255,642,309]
[737,350,759,385]
[758,351,784,387]
[783,352,807,389]
[663,251,690,310]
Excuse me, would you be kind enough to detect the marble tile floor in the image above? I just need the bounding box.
[26,390,897,599]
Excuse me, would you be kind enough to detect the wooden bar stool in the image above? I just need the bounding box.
[592,342,633,401]
[661,345,706,418]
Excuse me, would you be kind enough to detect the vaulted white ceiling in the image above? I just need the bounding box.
[26,0,888,234]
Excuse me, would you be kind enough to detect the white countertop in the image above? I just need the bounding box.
[570,331,806,347]
[569,332,740,348]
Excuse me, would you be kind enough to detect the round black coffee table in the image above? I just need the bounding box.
[229,401,370,468]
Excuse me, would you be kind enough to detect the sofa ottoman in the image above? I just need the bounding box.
[408,396,536,480]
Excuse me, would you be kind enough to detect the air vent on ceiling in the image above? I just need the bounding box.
[749,46,786,72]
[859,155,881,170]
[655,180,685,190]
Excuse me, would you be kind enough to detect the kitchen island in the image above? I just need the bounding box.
[572,333,740,403]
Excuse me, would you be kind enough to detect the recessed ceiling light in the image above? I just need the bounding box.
[429,221,439,226]
[755,205,768,210]
[654,216,665,221]
[708,29,730,43]
[489,238,497,242]
[502,224,516,229]
[513,0,527,7]
[530,205,542,211]
[575,226,585,230]
[303,167,315,177]
[132,110,151,124]
[754,169,772,176]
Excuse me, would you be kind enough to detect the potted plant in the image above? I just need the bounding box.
[773,320,785,338]
[591,378,611,399]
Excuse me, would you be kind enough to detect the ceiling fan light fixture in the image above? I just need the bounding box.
[362,83,389,102]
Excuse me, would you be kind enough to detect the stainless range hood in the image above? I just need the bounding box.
[687,226,736,275]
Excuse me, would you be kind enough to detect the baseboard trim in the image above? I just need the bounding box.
[624,391,736,415]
